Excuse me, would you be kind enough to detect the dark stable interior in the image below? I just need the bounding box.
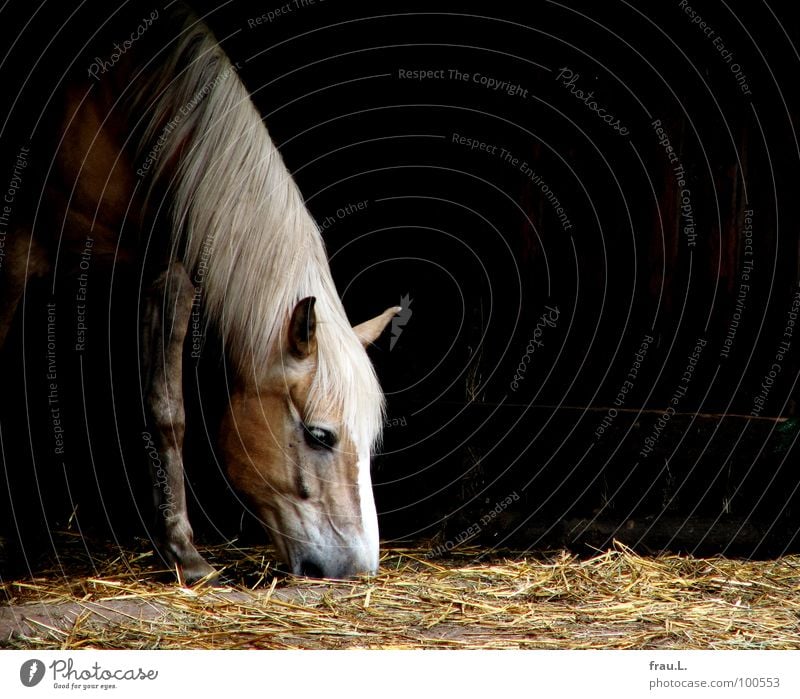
[1,0,799,572]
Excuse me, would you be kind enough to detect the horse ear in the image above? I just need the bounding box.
[288,296,317,358]
[353,306,403,347]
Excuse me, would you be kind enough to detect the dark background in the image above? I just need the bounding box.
[1,0,800,570]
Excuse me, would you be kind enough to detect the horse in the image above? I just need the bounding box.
[0,2,399,583]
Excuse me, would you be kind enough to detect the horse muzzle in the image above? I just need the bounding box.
[292,548,378,579]
[261,514,379,579]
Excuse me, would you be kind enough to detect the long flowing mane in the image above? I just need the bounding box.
[132,9,384,449]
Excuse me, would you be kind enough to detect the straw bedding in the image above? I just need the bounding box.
[2,535,799,649]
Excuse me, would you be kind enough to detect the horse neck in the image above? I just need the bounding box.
[125,10,380,446]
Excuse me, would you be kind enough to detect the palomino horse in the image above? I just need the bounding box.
[0,4,399,583]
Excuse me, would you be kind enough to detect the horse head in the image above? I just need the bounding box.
[220,298,399,578]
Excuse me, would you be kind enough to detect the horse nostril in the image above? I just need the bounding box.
[298,559,325,578]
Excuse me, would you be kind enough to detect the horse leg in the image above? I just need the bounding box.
[0,228,50,350]
[141,261,216,586]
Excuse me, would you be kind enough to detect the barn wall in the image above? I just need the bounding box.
[1,0,799,560]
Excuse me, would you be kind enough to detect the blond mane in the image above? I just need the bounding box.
[132,10,384,449]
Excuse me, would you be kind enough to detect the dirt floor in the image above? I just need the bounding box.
[2,535,799,649]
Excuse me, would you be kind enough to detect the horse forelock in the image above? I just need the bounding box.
[133,7,385,452]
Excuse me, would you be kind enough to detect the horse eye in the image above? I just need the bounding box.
[303,425,338,450]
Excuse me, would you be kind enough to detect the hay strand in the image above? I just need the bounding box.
[2,535,799,649]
